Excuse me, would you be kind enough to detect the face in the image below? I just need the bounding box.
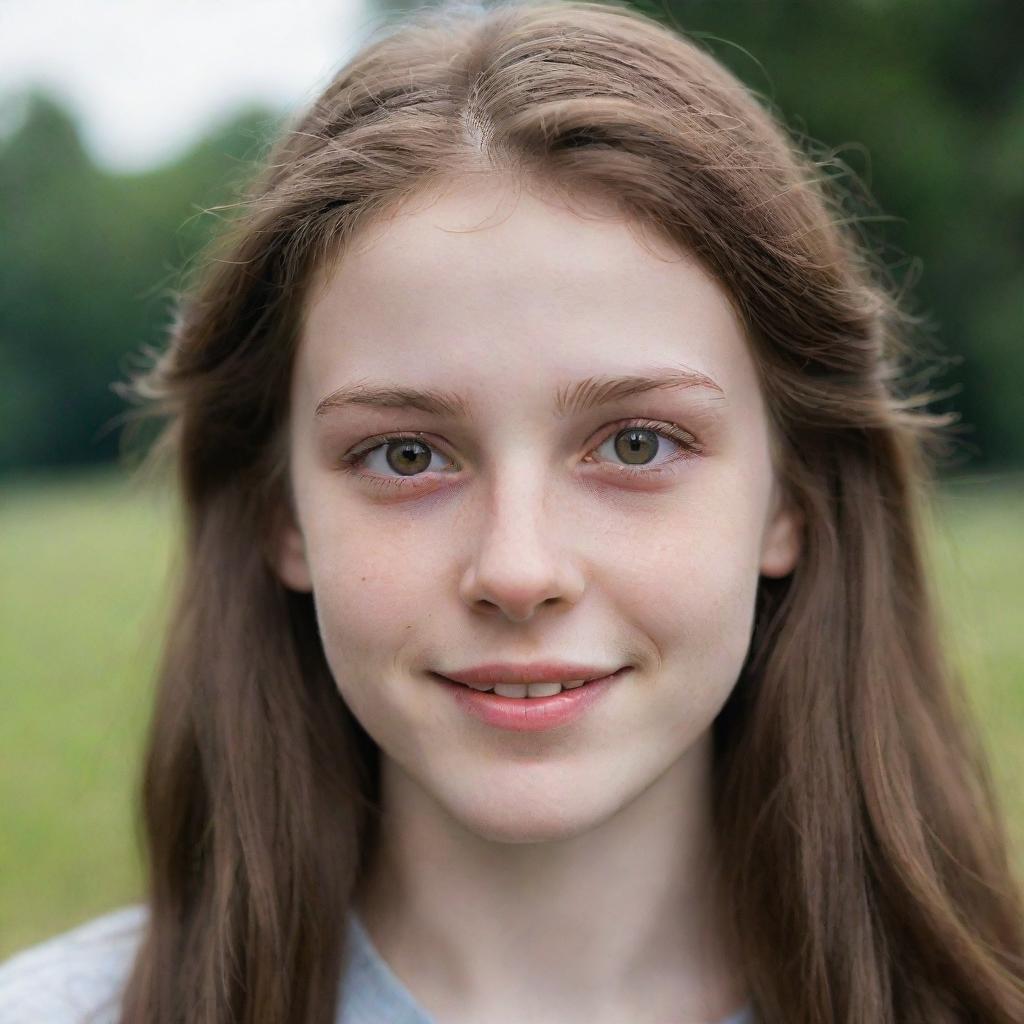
[273,174,802,844]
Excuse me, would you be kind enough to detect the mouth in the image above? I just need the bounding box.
[434,667,629,732]
[432,666,630,699]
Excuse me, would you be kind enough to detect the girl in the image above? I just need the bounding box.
[2,1,1022,1021]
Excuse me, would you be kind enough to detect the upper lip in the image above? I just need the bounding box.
[438,662,624,687]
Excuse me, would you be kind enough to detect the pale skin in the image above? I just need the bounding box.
[271,173,803,1023]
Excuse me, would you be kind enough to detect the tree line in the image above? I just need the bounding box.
[2,0,1021,476]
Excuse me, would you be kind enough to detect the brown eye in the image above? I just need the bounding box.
[341,432,458,486]
[586,420,698,475]
[613,427,660,465]
[343,419,698,491]
[385,439,433,476]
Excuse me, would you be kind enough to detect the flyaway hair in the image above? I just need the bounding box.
[113,1,1024,1020]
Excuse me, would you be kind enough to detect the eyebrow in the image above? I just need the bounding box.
[314,366,725,421]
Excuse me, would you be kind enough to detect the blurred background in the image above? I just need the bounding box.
[1,0,1021,958]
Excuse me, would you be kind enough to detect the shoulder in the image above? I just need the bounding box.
[0,904,147,1024]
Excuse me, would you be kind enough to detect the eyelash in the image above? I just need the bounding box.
[337,418,703,494]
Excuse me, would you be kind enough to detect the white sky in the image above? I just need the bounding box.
[0,0,396,172]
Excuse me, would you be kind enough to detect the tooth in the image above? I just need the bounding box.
[525,682,563,698]
[561,679,587,689]
[487,681,580,698]
[493,683,528,698]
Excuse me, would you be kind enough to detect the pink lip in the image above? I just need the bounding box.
[435,668,629,732]
[440,661,622,687]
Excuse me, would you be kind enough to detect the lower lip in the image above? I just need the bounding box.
[435,668,630,732]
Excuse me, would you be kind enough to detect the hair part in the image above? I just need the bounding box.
[114,1,1024,1021]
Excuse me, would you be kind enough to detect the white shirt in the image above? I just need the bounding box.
[0,905,757,1023]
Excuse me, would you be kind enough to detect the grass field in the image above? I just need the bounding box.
[1,464,1022,959]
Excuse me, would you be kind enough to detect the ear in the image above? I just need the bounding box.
[266,499,314,593]
[759,481,803,579]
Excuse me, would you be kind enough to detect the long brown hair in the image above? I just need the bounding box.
[114,1,1024,1020]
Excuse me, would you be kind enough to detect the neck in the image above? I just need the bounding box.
[354,729,749,1024]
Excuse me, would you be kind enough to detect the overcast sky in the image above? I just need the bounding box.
[0,0,393,172]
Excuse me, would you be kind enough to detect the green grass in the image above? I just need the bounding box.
[1,465,1022,958]
[928,472,1024,868]
[0,464,177,956]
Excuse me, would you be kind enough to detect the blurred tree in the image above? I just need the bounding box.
[639,0,1024,468]
[1,0,1021,474]
[0,90,280,474]
[371,0,1024,468]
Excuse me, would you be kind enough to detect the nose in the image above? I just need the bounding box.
[458,468,585,622]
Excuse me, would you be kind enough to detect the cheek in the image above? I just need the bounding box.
[599,488,764,671]
[610,527,759,760]
[305,552,428,750]
[301,517,438,679]
[619,538,757,658]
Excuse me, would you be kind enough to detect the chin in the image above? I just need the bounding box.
[442,780,622,845]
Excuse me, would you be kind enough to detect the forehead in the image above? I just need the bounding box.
[295,175,760,408]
